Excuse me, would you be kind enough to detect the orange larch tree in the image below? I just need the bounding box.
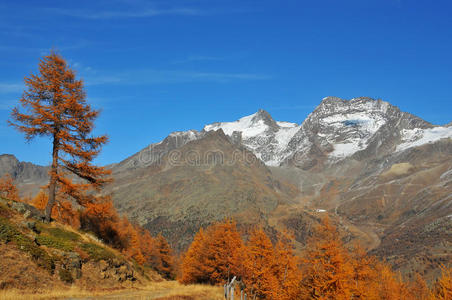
[180,227,210,284]
[152,233,176,279]
[9,52,111,222]
[431,265,452,300]
[243,227,278,299]
[299,217,354,300]
[203,220,245,284]
[272,232,302,300]
[0,173,20,201]
[180,220,244,285]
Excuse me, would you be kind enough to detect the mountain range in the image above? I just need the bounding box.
[2,96,452,281]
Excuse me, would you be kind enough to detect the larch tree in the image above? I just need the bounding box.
[202,220,245,284]
[0,174,20,201]
[244,227,278,299]
[273,233,302,300]
[180,227,210,284]
[179,220,244,285]
[431,265,452,300]
[152,233,176,279]
[299,217,354,300]
[9,52,111,222]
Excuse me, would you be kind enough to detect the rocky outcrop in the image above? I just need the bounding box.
[97,258,135,282]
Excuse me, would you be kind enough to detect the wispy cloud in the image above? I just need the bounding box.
[49,7,203,19]
[0,40,90,55]
[172,55,225,64]
[0,83,23,94]
[84,69,271,86]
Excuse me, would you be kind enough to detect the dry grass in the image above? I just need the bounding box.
[0,286,102,300]
[380,162,414,178]
[0,281,223,300]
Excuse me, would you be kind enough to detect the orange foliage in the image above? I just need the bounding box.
[272,233,302,300]
[180,220,244,285]
[31,189,80,228]
[0,174,19,201]
[8,52,175,277]
[431,265,452,300]
[80,198,124,249]
[31,190,48,210]
[9,52,111,222]
[409,273,431,300]
[243,228,278,299]
[179,217,449,299]
[299,217,355,299]
[180,227,209,284]
[180,221,300,299]
[299,217,418,300]
[151,234,176,279]
[79,198,175,277]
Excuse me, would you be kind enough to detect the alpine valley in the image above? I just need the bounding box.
[3,96,452,281]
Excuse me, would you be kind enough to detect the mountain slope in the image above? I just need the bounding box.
[0,154,48,197]
[109,130,299,250]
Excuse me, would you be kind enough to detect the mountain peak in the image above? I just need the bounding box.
[251,109,278,128]
[319,96,389,109]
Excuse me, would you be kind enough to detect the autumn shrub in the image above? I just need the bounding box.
[79,199,176,277]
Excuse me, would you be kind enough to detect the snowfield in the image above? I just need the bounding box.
[397,126,452,152]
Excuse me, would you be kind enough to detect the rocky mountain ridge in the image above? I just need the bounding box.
[115,97,451,173]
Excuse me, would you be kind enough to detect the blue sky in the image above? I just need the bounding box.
[1,0,451,166]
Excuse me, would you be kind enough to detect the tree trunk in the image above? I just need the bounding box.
[45,135,59,222]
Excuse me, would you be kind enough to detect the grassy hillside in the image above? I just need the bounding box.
[0,196,156,293]
[0,197,224,299]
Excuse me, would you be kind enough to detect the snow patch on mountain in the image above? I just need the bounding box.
[397,126,452,152]
[203,111,301,166]
[277,121,298,128]
[320,112,387,158]
[274,126,301,150]
[204,114,268,138]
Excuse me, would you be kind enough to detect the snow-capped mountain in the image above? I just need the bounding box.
[115,96,452,171]
[204,97,452,169]
[279,97,439,169]
[203,109,300,165]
